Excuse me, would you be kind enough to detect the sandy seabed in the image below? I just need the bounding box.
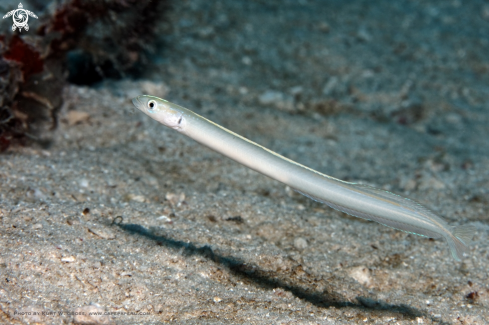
[1,0,489,324]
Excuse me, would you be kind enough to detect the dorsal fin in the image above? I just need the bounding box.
[294,189,442,238]
[352,183,448,225]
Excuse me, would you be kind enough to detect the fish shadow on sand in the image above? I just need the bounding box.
[115,221,448,324]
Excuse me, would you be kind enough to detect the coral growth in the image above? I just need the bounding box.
[39,0,167,84]
[0,57,22,151]
[0,35,41,151]
[0,0,168,151]
[3,35,44,80]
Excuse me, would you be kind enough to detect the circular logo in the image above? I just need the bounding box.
[3,3,38,32]
[13,9,28,27]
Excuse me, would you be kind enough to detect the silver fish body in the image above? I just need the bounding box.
[132,95,475,261]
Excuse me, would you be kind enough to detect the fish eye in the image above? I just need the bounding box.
[148,100,157,111]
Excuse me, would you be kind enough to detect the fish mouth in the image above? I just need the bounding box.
[132,96,141,109]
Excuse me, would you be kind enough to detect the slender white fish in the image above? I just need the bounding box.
[132,95,476,261]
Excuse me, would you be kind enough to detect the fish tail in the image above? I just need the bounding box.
[445,224,476,261]
[453,224,477,245]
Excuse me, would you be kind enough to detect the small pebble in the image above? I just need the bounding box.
[289,86,303,96]
[66,111,90,126]
[140,80,169,97]
[322,77,338,96]
[348,266,371,287]
[357,28,372,42]
[258,90,294,112]
[259,90,283,105]
[317,22,330,33]
[127,194,146,203]
[31,223,43,229]
[79,179,89,188]
[61,256,76,263]
[242,56,252,65]
[294,237,308,250]
[166,192,185,206]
